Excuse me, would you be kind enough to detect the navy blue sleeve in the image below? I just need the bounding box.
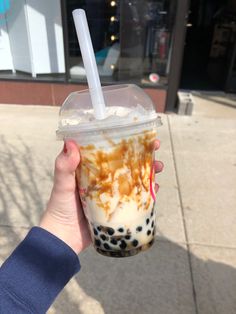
[0,227,81,313]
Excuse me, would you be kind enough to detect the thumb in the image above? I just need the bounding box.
[55,140,80,172]
[53,140,80,192]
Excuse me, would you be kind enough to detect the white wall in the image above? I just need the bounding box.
[0,17,14,71]
[5,0,65,76]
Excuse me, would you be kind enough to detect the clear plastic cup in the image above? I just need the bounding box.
[57,84,161,257]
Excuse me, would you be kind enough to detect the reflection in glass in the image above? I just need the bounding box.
[67,0,176,86]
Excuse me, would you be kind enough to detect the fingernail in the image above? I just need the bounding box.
[155,183,159,193]
[155,161,164,172]
[63,142,67,154]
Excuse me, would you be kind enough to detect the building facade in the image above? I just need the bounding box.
[0,0,235,111]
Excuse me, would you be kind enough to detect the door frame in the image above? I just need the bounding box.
[166,0,189,111]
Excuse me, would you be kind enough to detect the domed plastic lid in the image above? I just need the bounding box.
[57,84,161,137]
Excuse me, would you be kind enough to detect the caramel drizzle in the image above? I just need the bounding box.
[76,130,156,218]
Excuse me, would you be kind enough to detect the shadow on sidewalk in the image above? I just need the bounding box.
[74,239,236,314]
[0,135,52,229]
[0,136,236,314]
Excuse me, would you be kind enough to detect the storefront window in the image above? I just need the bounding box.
[0,0,176,87]
[66,0,176,87]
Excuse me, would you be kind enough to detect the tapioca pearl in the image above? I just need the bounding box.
[107,227,115,236]
[149,239,154,246]
[147,230,151,236]
[95,239,101,247]
[132,239,139,247]
[151,221,154,228]
[104,243,111,250]
[118,227,124,233]
[136,226,142,232]
[152,227,156,236]
[125,235,131,240]
[100,234,107,241]
[119,240,127,250]
[146,218,150,225]
[97,226,102,232]
[110,238,118,245]
[93,228,98,236]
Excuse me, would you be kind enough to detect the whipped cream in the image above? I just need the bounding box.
[59,105,158,133]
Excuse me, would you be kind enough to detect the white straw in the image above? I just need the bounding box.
[72,9,106,120]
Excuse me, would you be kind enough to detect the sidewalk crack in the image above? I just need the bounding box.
[167,115,198,314]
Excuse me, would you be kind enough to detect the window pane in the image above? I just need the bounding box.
[66,0,176,87]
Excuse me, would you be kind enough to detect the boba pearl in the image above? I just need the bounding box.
[152,227,156,236]
[151,221,154,228]
[125,235,131,240]
[132,239,139,247]
[107,227,115,236]
[95,239,101,247]
[119,240,127,250]
[104,243,111,250]
[100,234,107,241]
[93,228,98,236]
[149,239,154,246]
[97,226,101,231]
[118,228,124,233]
[146,218,150,225]
[110,238,118,245]
[147,230,151,236]
[136,226,142,232]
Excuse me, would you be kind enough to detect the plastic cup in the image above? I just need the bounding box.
[57,84,161,257]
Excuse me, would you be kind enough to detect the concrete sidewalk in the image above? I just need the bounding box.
[0,104,236,314]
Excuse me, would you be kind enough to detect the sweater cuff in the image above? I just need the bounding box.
[0,227,81,313]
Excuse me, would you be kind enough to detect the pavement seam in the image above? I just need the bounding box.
[167,115,199,314]
[0,224,30,230]
[2,222,236,251]
[188,242,236,250]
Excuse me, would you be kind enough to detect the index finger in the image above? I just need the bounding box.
[154,139,160,150]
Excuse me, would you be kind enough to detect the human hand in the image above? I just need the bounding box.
[154,139,164,193]
[40,139,163,255]
[40,141,91,254]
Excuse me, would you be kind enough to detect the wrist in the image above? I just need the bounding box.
[39,213,83,255]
